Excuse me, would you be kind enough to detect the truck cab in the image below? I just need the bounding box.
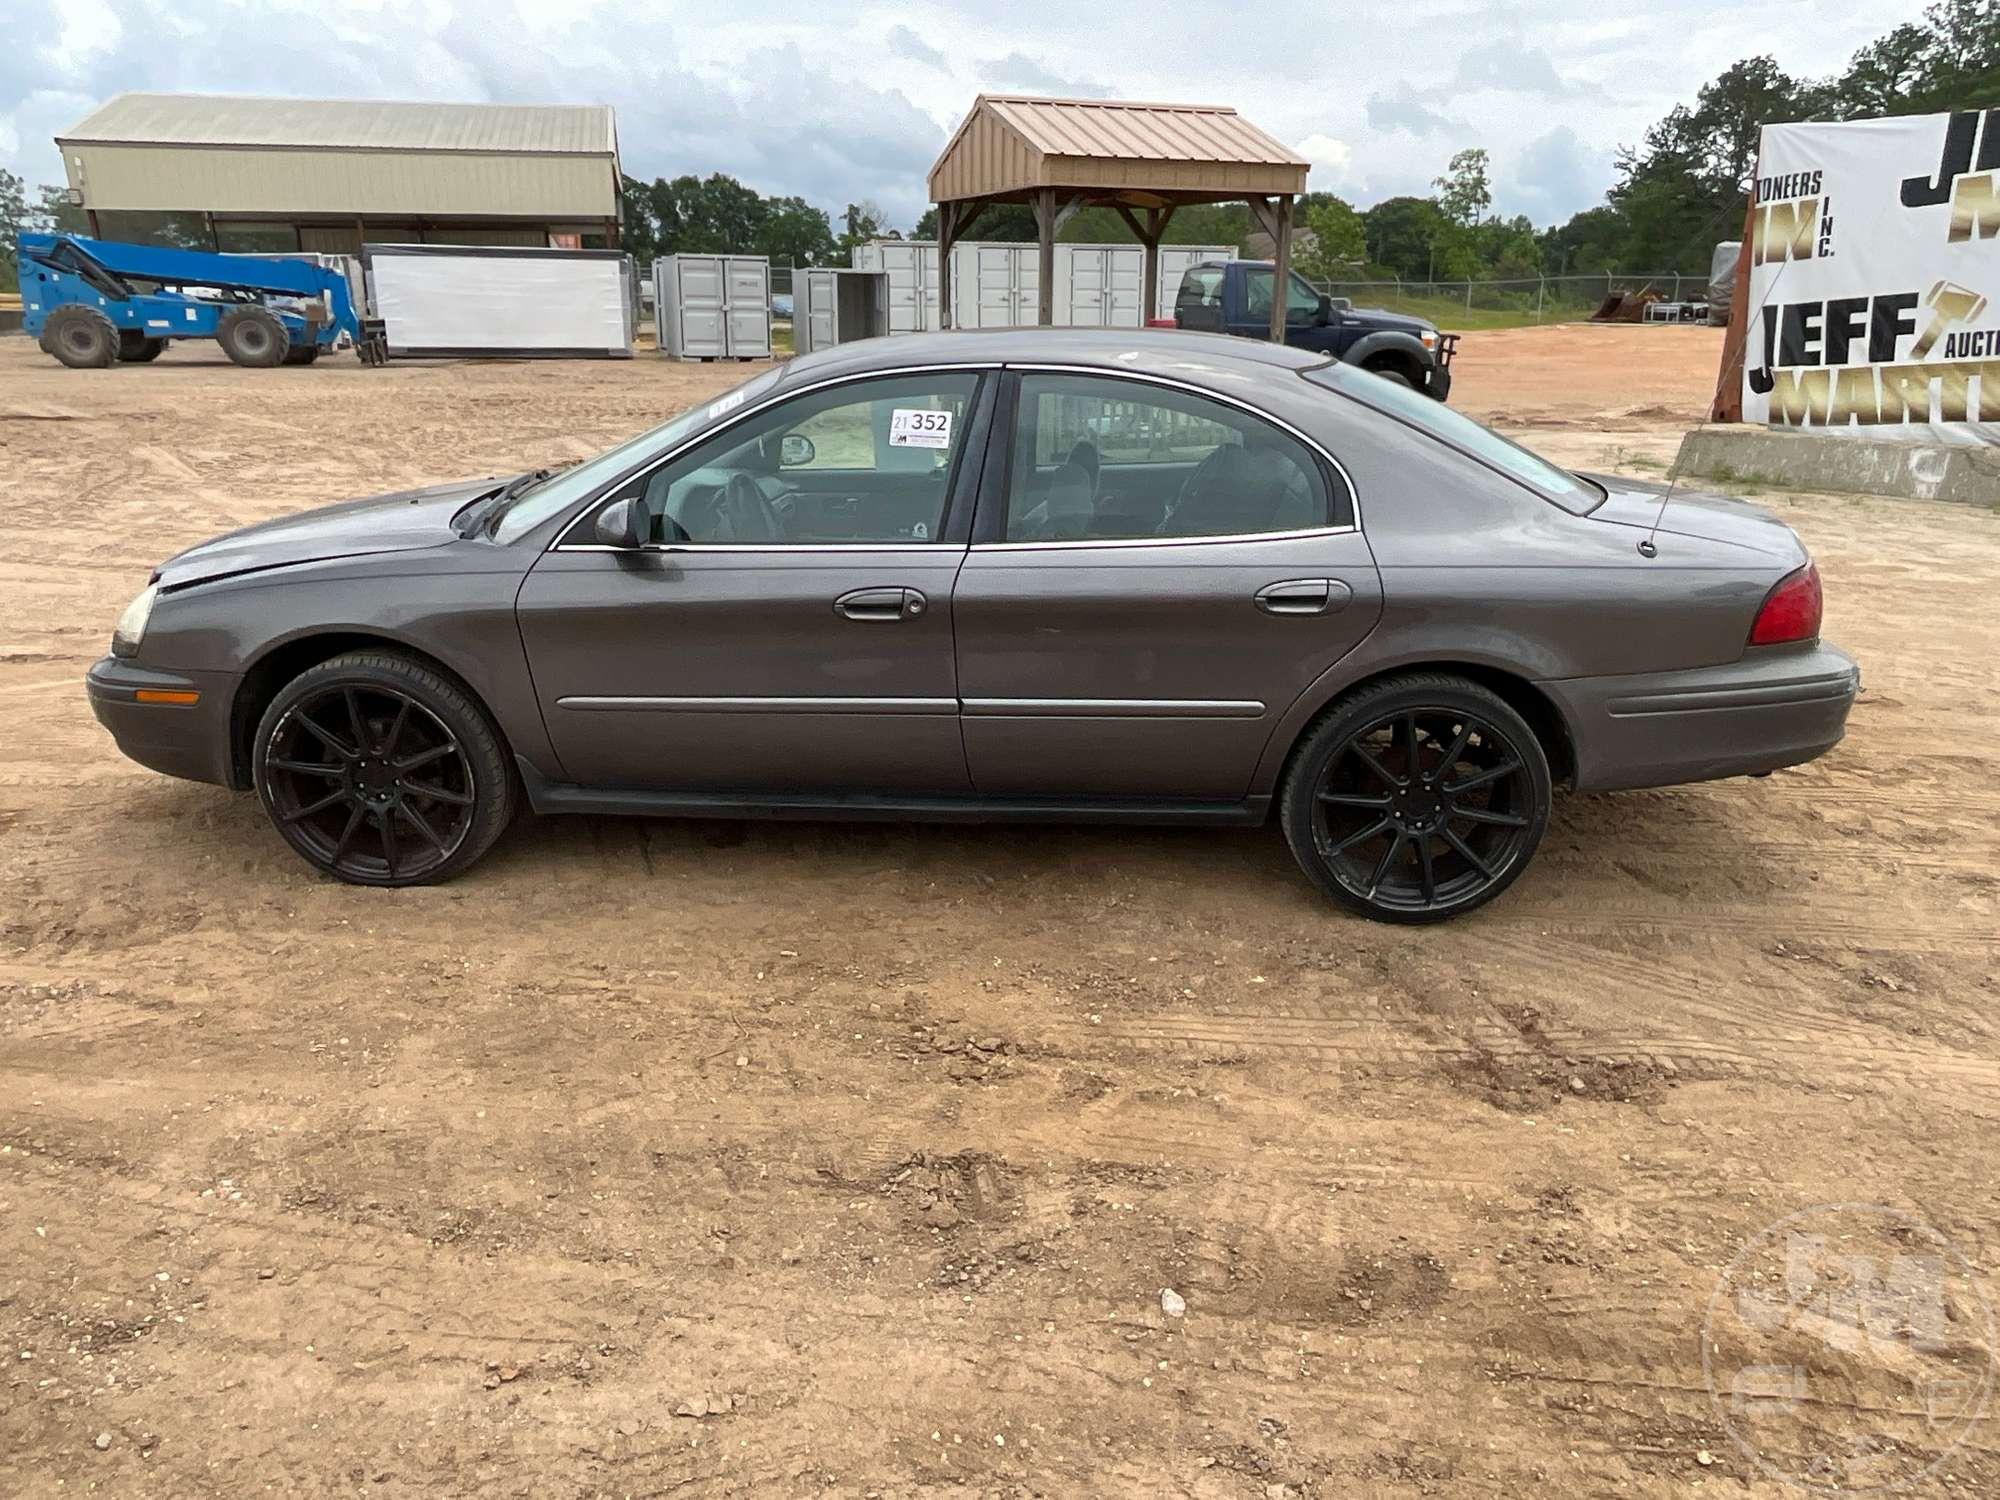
[1172,260,1455,401]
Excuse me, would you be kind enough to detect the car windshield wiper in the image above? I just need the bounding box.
[455,469,554,537]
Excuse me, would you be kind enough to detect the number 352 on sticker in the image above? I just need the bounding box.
[889,408,954,449]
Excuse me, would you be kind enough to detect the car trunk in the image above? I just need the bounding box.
[1578,474,1808,564]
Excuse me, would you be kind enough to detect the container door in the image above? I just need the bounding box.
[1104,248,1143,327]
[974,244,1016,328]
[804,270,838,352]
[674,256,728,358]
[725,258,771,356]
[1064,248,1106,327]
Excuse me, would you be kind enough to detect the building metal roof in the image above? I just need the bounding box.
[58,93,617,157]
[929,95,1308,204]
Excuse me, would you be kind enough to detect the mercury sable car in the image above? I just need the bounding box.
[87,329,1859,922]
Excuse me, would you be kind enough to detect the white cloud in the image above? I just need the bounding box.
[0,0,1896,231]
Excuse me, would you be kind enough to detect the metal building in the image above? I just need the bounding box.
[54,93,622,255]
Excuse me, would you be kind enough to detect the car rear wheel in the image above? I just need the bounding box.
[253,651,515,886]
[1280,674,1551,923]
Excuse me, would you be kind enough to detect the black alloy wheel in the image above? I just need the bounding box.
[1281,674,1551,923]
[254,652,514,886]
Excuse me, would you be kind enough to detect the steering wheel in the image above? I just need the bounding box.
[719,471,786,542]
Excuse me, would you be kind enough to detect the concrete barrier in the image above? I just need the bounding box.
[1672,426,1997,505]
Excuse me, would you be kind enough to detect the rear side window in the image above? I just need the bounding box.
[1004,373,1343,542]
[1304,363,1602,515]
[1177,268,1224,307]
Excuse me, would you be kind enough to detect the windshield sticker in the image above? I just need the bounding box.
[705,389,751,423]
[889,408,954,449]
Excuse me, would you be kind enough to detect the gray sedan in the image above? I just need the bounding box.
[86,329,1858,922]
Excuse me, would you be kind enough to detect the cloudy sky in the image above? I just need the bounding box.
[4,0,1891,230]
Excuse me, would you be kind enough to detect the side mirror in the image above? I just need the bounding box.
[779,433,815,467]
[594,496,649,549]
[1315,293,1333,326]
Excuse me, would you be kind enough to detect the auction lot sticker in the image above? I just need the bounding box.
[889,408,953,449]
[1703,1203,1996,1492]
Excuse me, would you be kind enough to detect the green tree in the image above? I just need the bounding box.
[1432,148,1492,226]
[36,184,87,236]
[754,195,837,266]
[1293,195,1366,281]
[0,169,28,290]
[837,202,891,257]
[1362,196,1450,280]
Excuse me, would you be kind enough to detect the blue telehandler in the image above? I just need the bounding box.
[18,233,382,369]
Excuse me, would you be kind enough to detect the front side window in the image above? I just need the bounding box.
[1242,269,1323,324]
[610,372,980,545]
[1004,374,1336,542]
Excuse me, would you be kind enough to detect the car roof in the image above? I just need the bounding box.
[776,327,1324,391]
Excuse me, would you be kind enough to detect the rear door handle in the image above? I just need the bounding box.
[1255,579,1350,616]
[834,586,927,622]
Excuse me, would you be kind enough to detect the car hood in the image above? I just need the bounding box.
[1578,473,1807,562]
[1348,308,1435,336]
[155,476,501,588]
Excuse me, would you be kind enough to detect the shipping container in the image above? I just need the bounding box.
[654,254,772,360]
[794,268,889,354]
[849,239,1236,330]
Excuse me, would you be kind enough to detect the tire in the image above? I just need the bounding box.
[217,306,290,368]
[117,331,168,363]
[42,306,118,369]
[1367,365,1415,389]
[253,651,516,887]
[281,343,320,366]
[1279,673,1552,924]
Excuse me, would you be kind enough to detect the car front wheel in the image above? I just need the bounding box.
[253,651,515,886]
[1280,673,1551,923]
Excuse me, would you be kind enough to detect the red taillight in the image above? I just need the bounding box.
[1145,317,1178,329]
[1750,561,1822,646]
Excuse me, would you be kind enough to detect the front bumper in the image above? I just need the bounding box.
[1541,641,1860,793]
[86,656,242,787]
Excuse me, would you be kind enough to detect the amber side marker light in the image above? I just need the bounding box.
[134,689,200,706]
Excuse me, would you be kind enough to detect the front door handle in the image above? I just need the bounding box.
[1255,578,1350,616]
[834,586,927,622]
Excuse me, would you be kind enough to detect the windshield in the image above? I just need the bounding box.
[490,366,786,542]
[1302,363,1602,515]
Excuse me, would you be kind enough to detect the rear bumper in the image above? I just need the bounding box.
[1542,641,1859,792]
[86,656,241,787]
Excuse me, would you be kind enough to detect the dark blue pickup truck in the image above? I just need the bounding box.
[1172,260,1456,401]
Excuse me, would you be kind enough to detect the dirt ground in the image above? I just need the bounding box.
[3,323,1997,1498]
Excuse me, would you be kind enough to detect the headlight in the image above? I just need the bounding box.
[112,584,157,658]
[1420,330,1439,350]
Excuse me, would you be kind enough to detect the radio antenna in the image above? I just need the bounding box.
[1639,187,1799,559]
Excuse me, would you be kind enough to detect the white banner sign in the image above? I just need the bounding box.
[1743,108,1999,445]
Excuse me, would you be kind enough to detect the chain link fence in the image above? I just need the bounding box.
[1310,272,1706,325]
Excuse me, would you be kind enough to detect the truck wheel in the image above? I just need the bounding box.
[117,331,168,363]
[1368,366,1414,389]
[43,306,118,369]
[281,343,320,366]
[217,307,290,368]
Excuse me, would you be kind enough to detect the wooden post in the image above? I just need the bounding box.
[1268,195,1294,344]
[1709,164,1763,422]
[1033,188,1057,327]
[936,201,955,331]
